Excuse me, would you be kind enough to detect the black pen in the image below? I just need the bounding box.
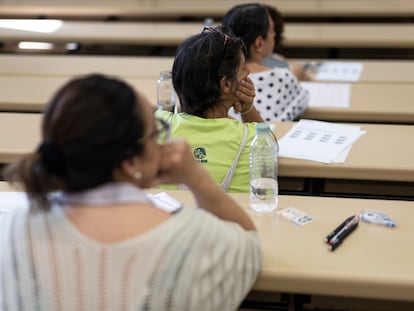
[323,215,356,243]
[327,215,359,251]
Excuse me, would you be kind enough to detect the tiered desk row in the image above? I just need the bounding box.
[2,21,414,49]
[1,182,414,310]
[1,113,413,200]
[1,0,414,18]
[0,55,413,199]
[1,55,414,124]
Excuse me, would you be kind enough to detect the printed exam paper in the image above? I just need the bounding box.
[278,119,366,163]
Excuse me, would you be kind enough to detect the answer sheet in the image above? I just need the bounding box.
[301,82,351,108]
[314,62,364,82]
[278,119,366,163]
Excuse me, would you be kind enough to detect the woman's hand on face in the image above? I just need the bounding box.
[233,77,256,114]
[150,139,201,187]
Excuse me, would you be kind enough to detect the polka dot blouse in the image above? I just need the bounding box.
[249,67,310,122]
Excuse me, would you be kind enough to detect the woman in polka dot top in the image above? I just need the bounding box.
[223,3,310,122]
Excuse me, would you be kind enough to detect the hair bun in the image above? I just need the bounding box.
[37,141,66,177]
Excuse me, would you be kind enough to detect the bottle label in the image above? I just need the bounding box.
[250,177,278,213]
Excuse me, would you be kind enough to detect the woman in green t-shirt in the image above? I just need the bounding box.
[157,26,266,193]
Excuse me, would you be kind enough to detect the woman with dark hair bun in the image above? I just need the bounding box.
[158,26,266,193]
[1,74,261,310]
[262,4,312,81]
[223,3,310,122]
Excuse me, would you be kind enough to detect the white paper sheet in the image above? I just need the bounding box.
[314,62,364,82]
[278,119,366,164]
[301,82,351,108]
[0,191,29,214]
[147,192,182,213]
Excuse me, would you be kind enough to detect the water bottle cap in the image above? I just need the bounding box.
[256,123,270,133]
[159,71,172,80]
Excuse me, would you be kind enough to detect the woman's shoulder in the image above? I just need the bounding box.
[249,65,292,80]
[262,56,290,69]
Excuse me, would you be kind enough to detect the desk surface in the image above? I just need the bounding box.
[2,55,414,84]
[1,21,414,48]
[0,55,173,78]
[1,182,413,302]
[1,113,413,183]
[0,76,158,111]
[274,122,414,182]
[302,82,414,123]
[305,59,414,84]
[1,0,414,17]
[1,75,413,124]
[167,190,414,302]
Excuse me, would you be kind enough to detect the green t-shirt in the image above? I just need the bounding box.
[156,111,257,193]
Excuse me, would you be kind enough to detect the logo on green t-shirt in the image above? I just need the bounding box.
[193,147,207,163]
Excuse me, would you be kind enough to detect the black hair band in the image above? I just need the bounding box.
[37,141,67,176]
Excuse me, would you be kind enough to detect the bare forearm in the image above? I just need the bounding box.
[185,167,256,231]
[241,106,264,123]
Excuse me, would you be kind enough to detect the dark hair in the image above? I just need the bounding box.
[222,3,270,59]
[172,26,246,118]
[264,4,285,53]
[4,74,146,210]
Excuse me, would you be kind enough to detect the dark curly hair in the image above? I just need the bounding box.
[172,26,246,118]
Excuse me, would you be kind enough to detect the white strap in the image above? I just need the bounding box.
[219,124,248,192]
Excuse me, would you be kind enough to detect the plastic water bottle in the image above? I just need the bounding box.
[249,123,279,213]
[157,71,176,112]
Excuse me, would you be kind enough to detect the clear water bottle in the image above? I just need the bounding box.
[157,71,176,112]
[249,123,279,213]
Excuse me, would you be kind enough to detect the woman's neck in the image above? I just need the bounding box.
[205,108,229,119]
[204,101,231,119]
[247,60,271,74]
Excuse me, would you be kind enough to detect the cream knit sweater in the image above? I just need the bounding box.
[0,187,261,311]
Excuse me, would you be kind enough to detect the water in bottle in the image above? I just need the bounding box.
[249,123,279,213]
[157,71,176,112]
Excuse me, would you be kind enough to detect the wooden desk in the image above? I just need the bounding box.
[2,21,414,48]
[273,122,414,183]
[2,74,413,124]
[302,82,414,123]
[0,55,413,123]
[0,75,158,111]
[0,55,173,78]
[304,59,414,84]
[166,190,414,303]
[285,23,414,48]
[1,0,414,18]
[1,182,413,305]
[2,114,413,184]
[3,55,414,84]
[0,113,41,163]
